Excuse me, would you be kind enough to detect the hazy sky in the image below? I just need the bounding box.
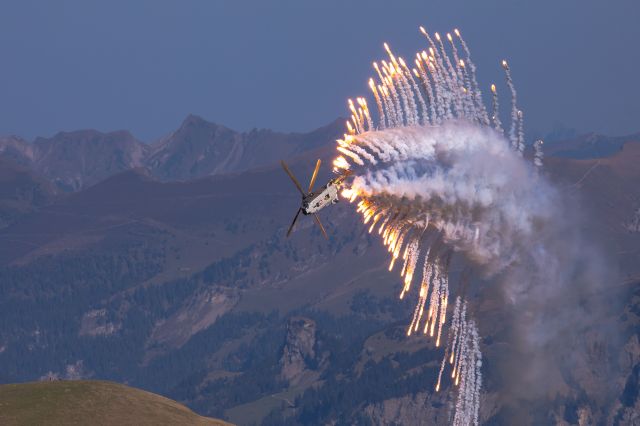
[0,0,638,141]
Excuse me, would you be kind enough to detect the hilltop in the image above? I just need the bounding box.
[0,380,232,426]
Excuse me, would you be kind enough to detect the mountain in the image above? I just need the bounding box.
[0,124,638,425]
[0,145,401,423]
[545,139,640,279]
[0,130,147,192]
[0,380,231,425]
[0,157,56,229]
[32,129,148,191]
[146,114,343,181]
[0,136,34,166]
[0,116,344,192]
[543,131,640,160]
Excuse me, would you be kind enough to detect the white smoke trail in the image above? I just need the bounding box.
[446,33,464,88]
[501,60,521,151]
[382,63,406,126]
[533,139,544,168]
[396,59,420,126]
[490,84,504,134]
[435,273,449,347]
[414,57,436,124]
[379,85,398,128]
[452,303,467,383]
[348,99,364,134]
[517,109,525,154]
[446,33,474,120]
[417,28,452,123]
[369,80,387,130]
[454,29,489,126]
[400,59,429,125]
[387,66,413,126]
[424,262,441,336]
[451,318,481,426]
[471,325,482,426]
[434,32,464,117]
[373,63,396,128]
[359,98,374,132]
[346,123,557,271]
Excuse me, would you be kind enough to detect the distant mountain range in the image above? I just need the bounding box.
[1,114,637,192]
[544,131,640,159]
[0,118,638,424]
[0,115,343,192]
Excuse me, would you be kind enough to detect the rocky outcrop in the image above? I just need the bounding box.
[280,317,317,386]
[607,333,640,425]
[0,135,34,166]
[626,208,640,233]
[363,392,450,426]
[39,360,92,381]
[79,309,121,337]
[147,287,239,352]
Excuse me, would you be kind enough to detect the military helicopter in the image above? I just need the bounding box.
[280,159,351,239]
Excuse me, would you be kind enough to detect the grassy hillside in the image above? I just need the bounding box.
[0,380,232,426]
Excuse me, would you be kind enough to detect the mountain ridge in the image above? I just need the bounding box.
[2,115,638,193]
[0,115,345,192]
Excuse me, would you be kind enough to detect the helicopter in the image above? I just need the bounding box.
[280,159,352,239]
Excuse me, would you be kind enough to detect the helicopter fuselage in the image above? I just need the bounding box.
[302,179,340,215]
[281,157,351,239]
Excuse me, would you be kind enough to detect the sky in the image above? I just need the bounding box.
[0,0,638,142]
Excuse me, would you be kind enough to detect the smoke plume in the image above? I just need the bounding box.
[333,25,617,423]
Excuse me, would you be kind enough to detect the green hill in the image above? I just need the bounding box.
[0,380,233,426]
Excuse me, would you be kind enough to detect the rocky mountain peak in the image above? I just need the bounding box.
[179,114,224,130]
[30,129,148,191]
[0,135,34,166]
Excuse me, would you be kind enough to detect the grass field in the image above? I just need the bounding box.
[0,380,233,426]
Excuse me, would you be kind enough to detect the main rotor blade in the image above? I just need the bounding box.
[308,159,321,193]
[313,213,328,240]
[287,208,303,237]
[280,160,305,196]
